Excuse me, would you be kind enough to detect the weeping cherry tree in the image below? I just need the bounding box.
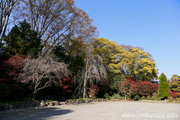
[74,44,107,98]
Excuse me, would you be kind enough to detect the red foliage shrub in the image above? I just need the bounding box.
[168,91,178,99]
[119,79,135,96]
[88,85,99,98]
[130,81,158,96]
[119,78,158,97]
[59,78,73,94]
[88,81,109,98]
[0,55,26,101]
[0,55,25,82]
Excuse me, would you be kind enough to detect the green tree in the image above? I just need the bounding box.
[53,38,86,73]
[4,20,41,56]
[170,74,180,96]
[158,73,170,99]
[109,74,126,93]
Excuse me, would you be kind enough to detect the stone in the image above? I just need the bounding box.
[59,102,66,105]
[48,102,54,106]
[40,101,46,107]
[53,101,59,106]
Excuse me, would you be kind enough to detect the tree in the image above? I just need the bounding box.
[92,38,158,81]
[170,74,180,96]
[118,78,134,100]
[20,0,97,54]
[0,0,18,41]
[109,74,126,93]
[168,91,178,99]
[158,73,170,99]
[4,20,41,56]
[92,38,124,74]
[19,56,69,99]
[0,55,25,101]
[130,80,158,97]
[119,78,158,99]
[53,37,86,73]
[0,55,24,81]
[120,48,157,81]
[74,44,107,98]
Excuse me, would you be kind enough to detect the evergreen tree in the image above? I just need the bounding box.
[158,73,170,99]
[170,74,180,96]
[4,20,41,57]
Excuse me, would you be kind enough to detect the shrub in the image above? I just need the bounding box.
[177,98,180,103]
[111,93,125,100]
[150,96,155,100]
[168,91,178,99]
[88,85,99,98]
[130,81,158,97]
[119,79,158,98]
[154,97,161,100]
[147,96,150,100]
[150,93,161,100]
[32,99,40,104]
[168,97,174,102]
[104,93,111,100]
[140,96,146,100]
[152,92,158,97]
[119,79,134,98]
[134,95,140,101]
[175,98,180,101]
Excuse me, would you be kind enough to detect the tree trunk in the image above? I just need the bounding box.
[83,79,87,98]
[33,91,37,100]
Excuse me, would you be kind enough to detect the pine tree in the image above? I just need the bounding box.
[4,20,41,57]
[170,74,180,96]
[158,73,170,99]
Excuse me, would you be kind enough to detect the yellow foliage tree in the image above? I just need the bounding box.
[121,48,158,81]
[92,38,125,74]
[170,74,180,96]
[92,38,158,81]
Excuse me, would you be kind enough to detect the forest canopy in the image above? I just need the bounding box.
[0,0,160,101]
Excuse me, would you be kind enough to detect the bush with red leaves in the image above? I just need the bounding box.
[119,79,135,96]
[59,78,73,94]
[168,91,178,99]
[88,85,99,98]
[0,55,25,82]
[0,55,25,101]
[119,78,158,97]
[130,81,158,96]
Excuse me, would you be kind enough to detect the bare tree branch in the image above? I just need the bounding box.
[74,44,107,98]
[19,55,70,99]
[20,0,97,55]
[0,0,18,42]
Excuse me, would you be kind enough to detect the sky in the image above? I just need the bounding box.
[75,0,180,79]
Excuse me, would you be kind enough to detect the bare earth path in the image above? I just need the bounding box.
[0,101,180,120]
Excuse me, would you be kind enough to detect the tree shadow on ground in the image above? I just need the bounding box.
[0,107,73,120]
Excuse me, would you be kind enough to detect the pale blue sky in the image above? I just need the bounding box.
[75,0,180,79]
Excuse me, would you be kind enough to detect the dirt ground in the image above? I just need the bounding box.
[0,101,180,120]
